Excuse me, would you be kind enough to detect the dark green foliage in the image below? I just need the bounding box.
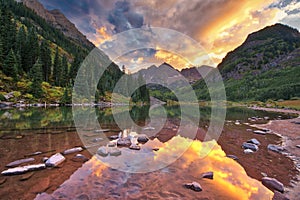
[53,46,62,86]
[61,85,72,104]
[40,40,52,82]
[61,55,69,87]
[23,28,39,72]
[29,58,43,98]
[3,49,18,80]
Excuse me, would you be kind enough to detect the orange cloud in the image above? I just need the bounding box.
[155,49,192,70]
[91,26,112,46]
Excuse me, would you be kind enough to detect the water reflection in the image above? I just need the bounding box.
[36,136,273,200]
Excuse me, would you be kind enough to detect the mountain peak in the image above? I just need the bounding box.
[20,0,94,50]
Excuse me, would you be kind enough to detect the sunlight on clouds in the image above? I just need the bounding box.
[91,26,112,46]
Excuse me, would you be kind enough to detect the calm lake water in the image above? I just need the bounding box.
[0,106,296,199]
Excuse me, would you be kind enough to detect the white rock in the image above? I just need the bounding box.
[244,149,254,154]
[45,153,66,167]
[1,164,46,175]
[63,147,83,155]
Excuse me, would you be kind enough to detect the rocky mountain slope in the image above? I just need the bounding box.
[20,0,94,50]
[194,23,300,101]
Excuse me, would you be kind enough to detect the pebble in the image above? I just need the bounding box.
[184,181,202,192]
[202,171,213,179]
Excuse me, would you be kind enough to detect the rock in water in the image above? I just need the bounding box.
[109,148,121,157]
[253,130,266,135]
[242,142,259,151]
[117,138,131,146]
[45,153,66,167]
[268,144,284,153]
[137,134,149,143]
[184,182,202,192]
[226,155,238,160]
[97,147,109,157]
[6,158,35,167]
[262,177,284,193]
[247,138,261,145]
[72,154,89,162]
[202,172,213,179]
[63,147,83,155]
[1,164,46,175]
[19,172,34,181]
[244,149,254,154]
[129,145,141,150]
[272,191,289,200]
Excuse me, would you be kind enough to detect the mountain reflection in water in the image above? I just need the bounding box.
[36,136,273,200]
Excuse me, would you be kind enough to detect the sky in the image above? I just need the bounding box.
[39,0,300,72]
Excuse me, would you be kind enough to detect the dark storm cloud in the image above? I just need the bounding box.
[108,1,144,33]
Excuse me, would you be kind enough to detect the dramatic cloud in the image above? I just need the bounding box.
[39,0,299,70]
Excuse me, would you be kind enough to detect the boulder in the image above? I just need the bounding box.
[262,177,284,193]
[1,164,46,175]
[6,158,35,168]
[45,153,66,167]
[246,129,252,132]
[242,142,259,151]
[268,144,284,153]
[42,157,49,163]
[184,181,202,192]
[202,171,213,179]
[247,138,261,146]
[63,147,83,155]
[296,145,300,149]
[137,134,149,143]
[253,130,266,135]
[19,172,34,181]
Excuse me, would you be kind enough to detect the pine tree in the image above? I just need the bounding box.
[30,58,43,98]
[40,40,52,82]
[61,55,69,87]
[69,55,81,84]
[3,49,18,80]
[53,46,62,86]
[0,8,16,55]
[16,26,27,73]
[0,37,4,70]
[24,28,39,72]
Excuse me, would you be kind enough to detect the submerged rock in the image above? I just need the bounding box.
[109,135,119,140]
[268,144,284,153]
[247,138,261,146]
[45,153,66,167]
[63,147,83,155]
[226,154,238,160]
[97,147,109,157]
[109,148,122,156]
[19,172,34,181]
[129,145,141,151]
[202,171,214,179]
[184,181,202,192]
[242,142,259,151]
[262,177,284,193]
[253,130,266,135]
[272,191,289,200]
[6,158,35,168]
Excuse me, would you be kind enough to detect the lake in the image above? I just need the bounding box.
[0,106,297,199]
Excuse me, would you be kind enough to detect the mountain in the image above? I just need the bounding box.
[193,23,300,102]
[19,0,94,50]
